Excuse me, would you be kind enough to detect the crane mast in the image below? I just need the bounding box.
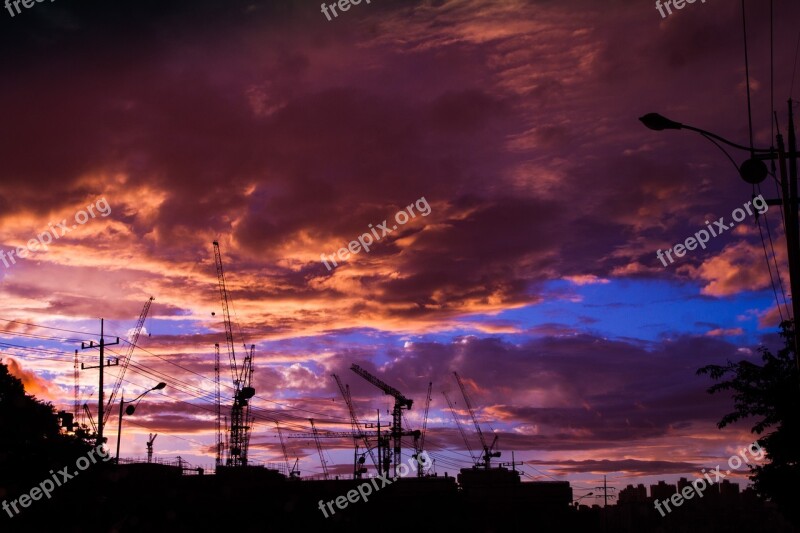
[240,344,255,463]
[213,241,256,467]
[454,372,499,469]
[214,343,222,468]
[147,433,157,463]
[413,382,432,477]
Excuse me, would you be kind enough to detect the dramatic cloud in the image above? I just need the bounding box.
[0,0,796,491]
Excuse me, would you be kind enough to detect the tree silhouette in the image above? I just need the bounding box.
[697,320,800,526]
[0,360,92,489]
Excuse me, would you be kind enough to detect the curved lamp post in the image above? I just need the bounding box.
[640,107,800,379]
[116,382,166,464]
[573,492,594,507]
[639,113,770,184]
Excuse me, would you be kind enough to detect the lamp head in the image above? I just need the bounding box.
[125,405,136,416]
[639,113,683,131]
[240,386,256,400]
[153,382,167,390]
[739,158,768,184]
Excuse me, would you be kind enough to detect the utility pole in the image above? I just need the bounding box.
[115,392,125,463]
[73,349,79,426]
[80,319,120,447]
[499,451,523,474]
[748,100,800,374]
[782,101,800,372]
[595,475,616,533]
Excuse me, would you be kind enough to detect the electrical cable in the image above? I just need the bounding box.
[740,0,755,155]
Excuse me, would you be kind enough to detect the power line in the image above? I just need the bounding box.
[0,315,351,422]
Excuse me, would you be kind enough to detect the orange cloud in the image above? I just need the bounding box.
[3,356,58,401]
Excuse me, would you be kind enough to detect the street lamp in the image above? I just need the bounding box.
[116,382,166,464]
[573,492,594,507]
[639,113,770,184]
[640,105,800,379]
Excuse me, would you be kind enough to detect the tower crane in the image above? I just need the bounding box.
[213,241,256,467]
[309,419,329,480]
[412,382,432,477]
[82,403,99,439]
[104,297,154,426]
[350,364,413,478]
[332,374,378,477]
[289,426,420,480]
[276,422,300,478]
[147,433,157,463]
[443,391,477,465]
[454,372,500,469]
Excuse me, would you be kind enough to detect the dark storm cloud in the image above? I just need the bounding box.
[327,333,744,450]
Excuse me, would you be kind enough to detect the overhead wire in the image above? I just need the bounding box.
[790,31,800,98]
[0,317,529,479]
[727,2,792,323]
[108,335,351,421]
[741,0,755,156]
[0,313,352,422]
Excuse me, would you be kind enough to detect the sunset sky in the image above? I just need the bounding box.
[1,0,799,497]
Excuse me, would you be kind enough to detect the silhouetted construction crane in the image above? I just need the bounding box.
[288,426,420,477]
[147,433,157,463]
[309,418,329,480]
[454,372,500,469]
[104,297,153,426]
[214,343,223,468]
[332,374,378,478]
[412,382,432,477]
[213,241,256,467]
[350,364,413,478]
[276,422,300,478]
[443,391,478,465]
